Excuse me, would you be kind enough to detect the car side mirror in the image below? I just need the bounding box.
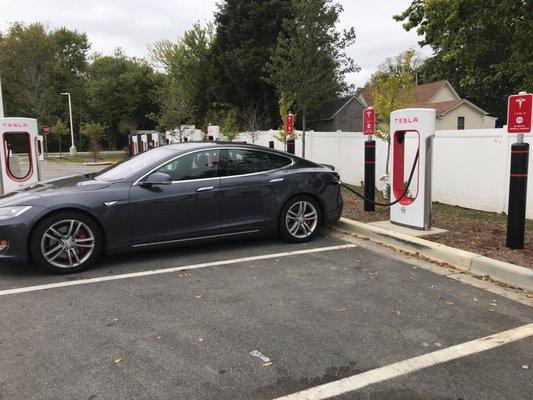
[142,172,172,186]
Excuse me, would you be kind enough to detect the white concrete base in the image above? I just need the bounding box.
[69,146,77,156]
[369,220,448,237]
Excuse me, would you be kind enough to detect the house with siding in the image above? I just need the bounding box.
[362,80,497,130]
[307,91,367,132]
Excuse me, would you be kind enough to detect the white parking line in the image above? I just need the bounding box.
[0,243,356,297]
[273,323,533,400]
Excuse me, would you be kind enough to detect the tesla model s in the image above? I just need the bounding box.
[0,142,343,273]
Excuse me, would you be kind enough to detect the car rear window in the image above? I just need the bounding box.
[226,149,292,176]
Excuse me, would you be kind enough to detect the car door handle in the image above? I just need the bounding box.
[269,178,284,183]
[196,186,214,192]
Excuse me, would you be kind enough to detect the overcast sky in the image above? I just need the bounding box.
[1,0,433,88]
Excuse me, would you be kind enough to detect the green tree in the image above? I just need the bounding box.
[148,77,193,132]
[210,0,293,124]
[274,92,296,149]
[150,22,214,125]
[394,0,533,120]
[0,23,90,134]
[365,49,417,173]
[0,23,58,122]
[220,108,241,142]
[51,119,69,157]
[266,0,358,157]
[86,49,159,150]
[80,122,105,161]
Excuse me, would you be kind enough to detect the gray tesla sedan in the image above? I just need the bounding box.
[0,142,343,273]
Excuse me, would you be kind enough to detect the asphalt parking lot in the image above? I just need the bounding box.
[0,233,531,400]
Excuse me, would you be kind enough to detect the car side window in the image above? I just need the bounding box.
[157,150,220,181]
[226,149,292,176]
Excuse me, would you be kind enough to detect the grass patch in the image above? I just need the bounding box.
[342,185,532,232]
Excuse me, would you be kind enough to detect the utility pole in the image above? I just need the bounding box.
[61,92,77,156]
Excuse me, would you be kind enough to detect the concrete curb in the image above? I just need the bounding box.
[334,217,533,292]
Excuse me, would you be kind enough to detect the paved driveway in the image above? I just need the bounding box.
[0,233,531,400]
[38,161,106,181]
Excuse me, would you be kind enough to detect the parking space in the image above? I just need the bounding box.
[0,234,531,400]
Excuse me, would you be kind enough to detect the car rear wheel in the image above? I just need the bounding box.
[30,212,102,274]
[279,195,321,243]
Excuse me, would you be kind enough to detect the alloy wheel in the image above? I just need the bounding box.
[285,201,318,239]
[40,219,95,269]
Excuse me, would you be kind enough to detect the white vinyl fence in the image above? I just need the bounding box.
[239,128,533,219]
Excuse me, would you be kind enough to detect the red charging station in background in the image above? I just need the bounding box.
[285,113,294,135]
[506,92,531,249]
[362,107,376,211]
[507,93,532,134]
[285,113,295,154]
[363,107,375,135]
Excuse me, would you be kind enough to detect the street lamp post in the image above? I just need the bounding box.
[60,92,76,155]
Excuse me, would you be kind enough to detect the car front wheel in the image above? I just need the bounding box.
[30,212,102,274]
[278,195,322,243]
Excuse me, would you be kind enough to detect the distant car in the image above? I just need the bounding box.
[0,142,343,273]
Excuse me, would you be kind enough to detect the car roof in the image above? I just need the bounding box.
[164,141,287,155]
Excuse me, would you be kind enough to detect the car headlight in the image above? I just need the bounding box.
[0,206,33,221]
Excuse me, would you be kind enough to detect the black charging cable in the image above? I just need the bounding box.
[340,149,419,207]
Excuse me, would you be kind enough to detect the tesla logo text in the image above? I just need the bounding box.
[394,117,419,124]
[2,123,28,128]
[515,98,526,109]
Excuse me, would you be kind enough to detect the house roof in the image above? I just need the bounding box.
[410,99,488,116]
[361,80,453,106]
[313,92,366,121]
[361,80,488,116]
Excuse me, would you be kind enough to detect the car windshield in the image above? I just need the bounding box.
[94,147,174,181]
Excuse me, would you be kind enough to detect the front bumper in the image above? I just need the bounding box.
[0,206,46,262]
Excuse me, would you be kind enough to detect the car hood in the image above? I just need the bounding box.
[0,175,113,207]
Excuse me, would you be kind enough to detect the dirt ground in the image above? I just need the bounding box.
[341,187,533,269]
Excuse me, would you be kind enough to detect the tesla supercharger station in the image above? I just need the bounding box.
[140,134,148,153]
[150,133,160,148]
[0,117,41,195]
[207,125,220,141]
[130,134,140,155]
[390,108,436,230]
[36,135,45,161]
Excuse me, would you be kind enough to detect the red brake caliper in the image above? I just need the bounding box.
[77,228,88,257]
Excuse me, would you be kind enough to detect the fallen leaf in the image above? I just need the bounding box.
[444,301,454,305]
[396,310,401,316]
[337,307,347,313]
[526,293,533,298]
[114,357,124,364]
[155,336,161,340]
[522,364,529,370]
[490,302,497,307]
[194,294,203,299]
[473,298,479,302]
[252,276,258,281]
[198,337,204,342]
[430,285,436,289]
[262,362,273,367]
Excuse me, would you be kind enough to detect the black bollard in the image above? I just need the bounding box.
[364,139,376,212]
[506,141,529,249]
[287,138,295,154]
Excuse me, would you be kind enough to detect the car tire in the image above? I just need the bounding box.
[278,195,322,243]
[30,211,103,274]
